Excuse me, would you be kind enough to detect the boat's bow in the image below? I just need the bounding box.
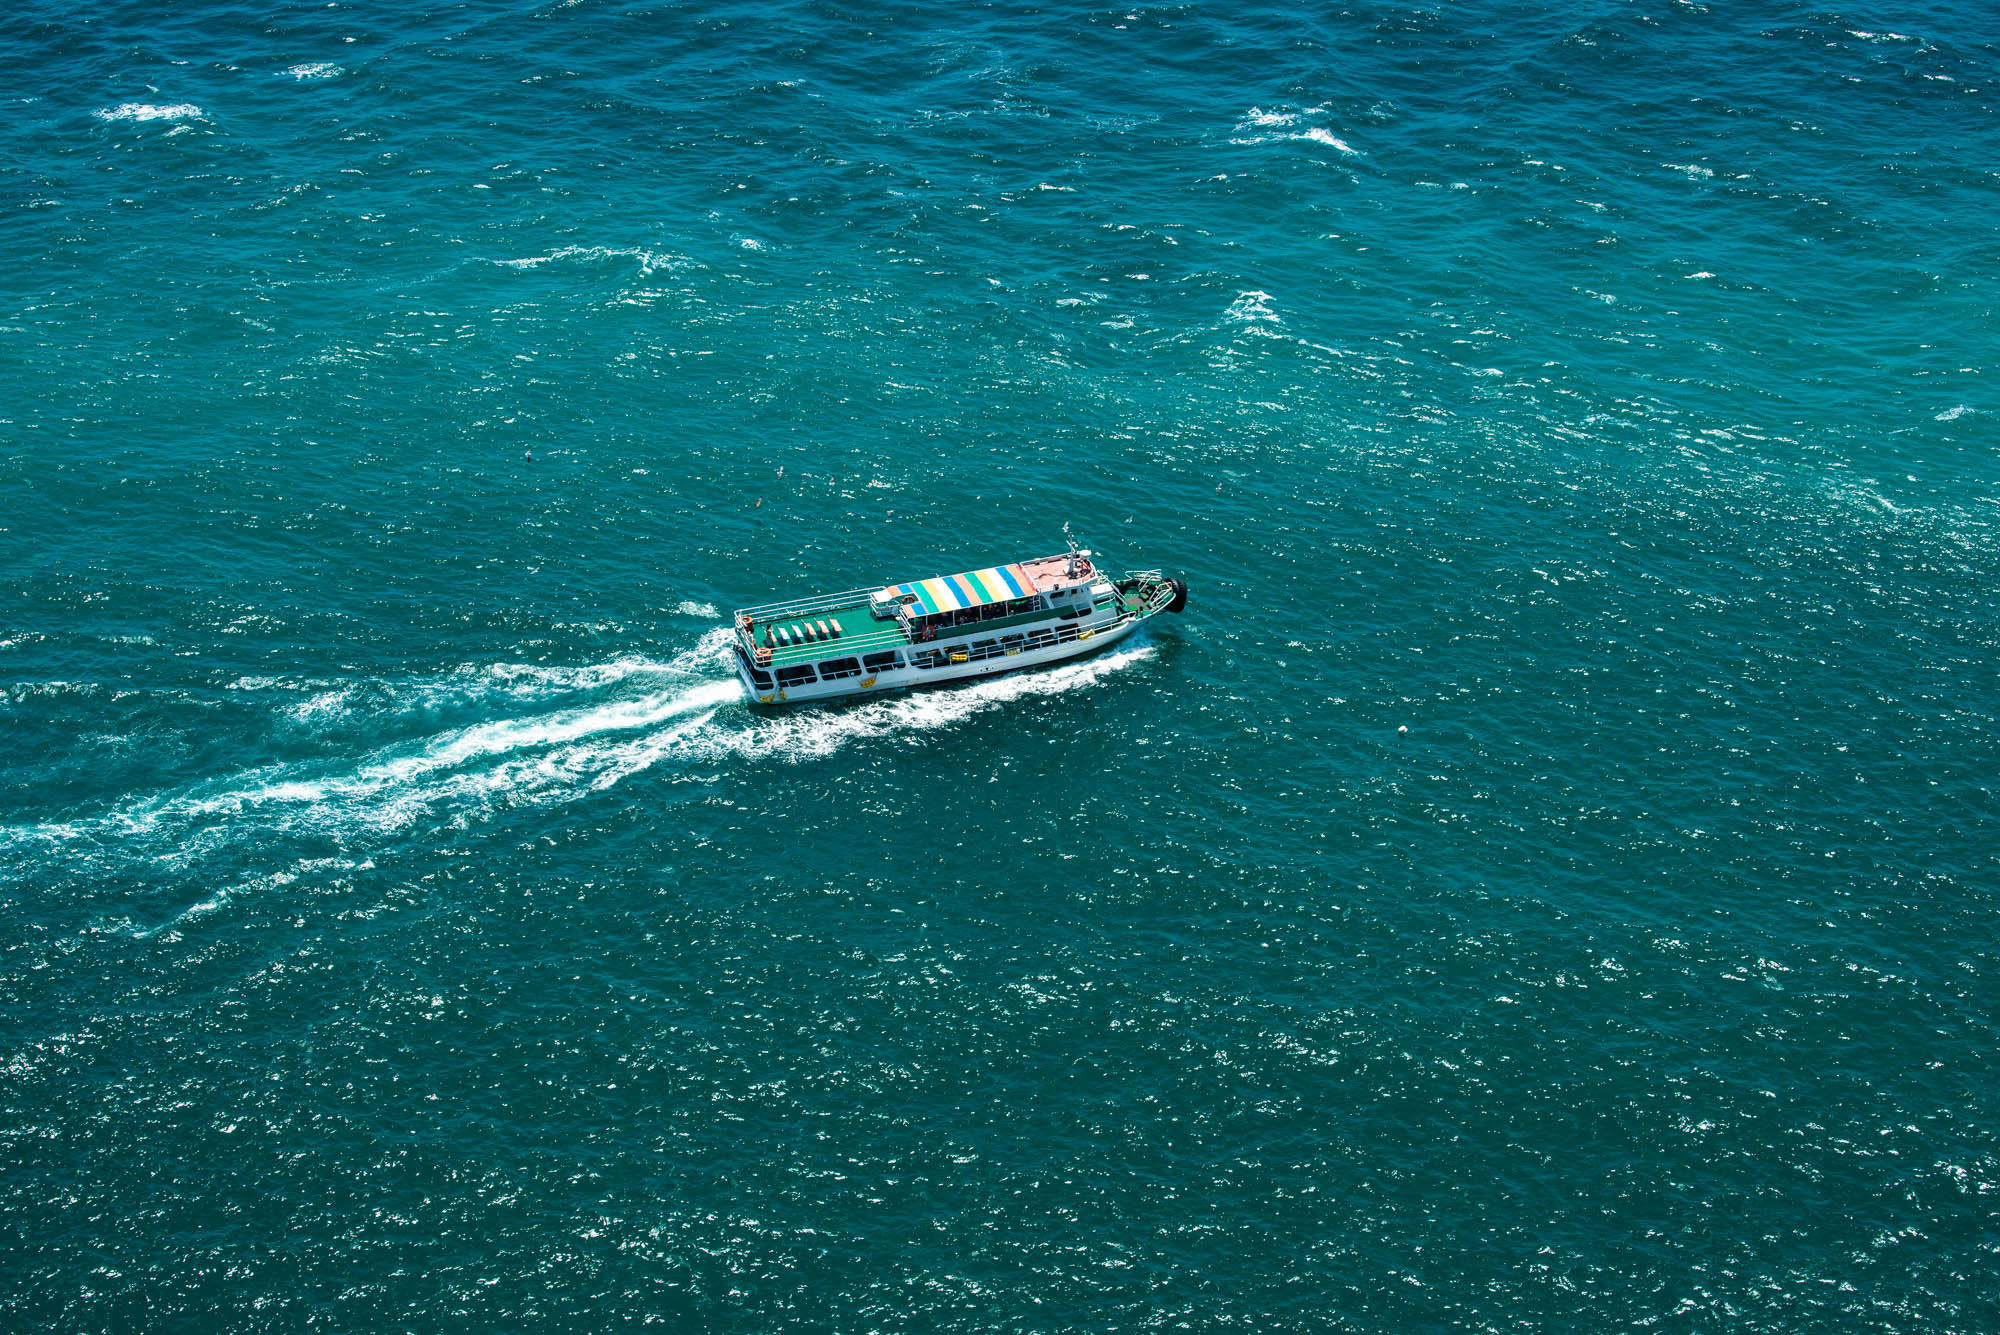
[1116,570,1189,619]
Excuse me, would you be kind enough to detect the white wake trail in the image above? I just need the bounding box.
[3,631,1159,905]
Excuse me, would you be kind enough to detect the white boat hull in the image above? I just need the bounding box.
[735,608,1144,707]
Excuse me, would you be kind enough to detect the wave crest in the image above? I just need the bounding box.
[94,102,206,123]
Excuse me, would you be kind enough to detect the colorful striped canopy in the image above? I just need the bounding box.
[881,563,1034,616]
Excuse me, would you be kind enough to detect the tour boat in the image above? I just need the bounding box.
[730,530,1187,706]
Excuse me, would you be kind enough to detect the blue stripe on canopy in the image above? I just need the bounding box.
[886,563,1037,616]
[884,581,939,615]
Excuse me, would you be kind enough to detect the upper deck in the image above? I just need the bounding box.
[1016,552,1094,593]
[735,591,898,668]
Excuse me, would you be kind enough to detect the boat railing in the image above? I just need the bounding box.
[734,585,881,620]
[901,598,1169,671]
[1117,574,1177,618]
[906,619,1093,670]
[734,615,910,665]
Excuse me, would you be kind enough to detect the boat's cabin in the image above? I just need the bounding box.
[870,551,1100,641]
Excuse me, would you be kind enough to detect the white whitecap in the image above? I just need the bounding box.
[94,102,205,123]
[1936,404,1969,422]
[674,600,719,617]
[1296,127,1358,154]
[284,62,341,80]
[1232,107,1356,154]
[496,245,680,276]
[1225,289,1280,323]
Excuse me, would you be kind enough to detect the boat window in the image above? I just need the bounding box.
[862,651,902,671]
[817,656,861,680]
[775,664,817,687]
[1057,625,1079,643]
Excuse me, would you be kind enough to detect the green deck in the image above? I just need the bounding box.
[749,599,902,669]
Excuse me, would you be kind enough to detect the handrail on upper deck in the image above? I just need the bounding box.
[735,616,910,667]
[734,585,882,620]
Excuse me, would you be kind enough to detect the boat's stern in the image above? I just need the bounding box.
[729,610,777,702]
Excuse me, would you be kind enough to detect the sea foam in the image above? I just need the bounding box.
[496,245,681,276]
[94,102,205,123]
[1230,107,1359,154]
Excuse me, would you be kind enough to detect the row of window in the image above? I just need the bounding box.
[741,647,906,689]
[742,622,1090,690]
[910,595,1049,632]
[909,623,1083,670]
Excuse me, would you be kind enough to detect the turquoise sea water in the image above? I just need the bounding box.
[4,1,1998,1329]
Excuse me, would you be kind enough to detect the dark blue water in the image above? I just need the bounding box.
[4,2,1998,1329]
